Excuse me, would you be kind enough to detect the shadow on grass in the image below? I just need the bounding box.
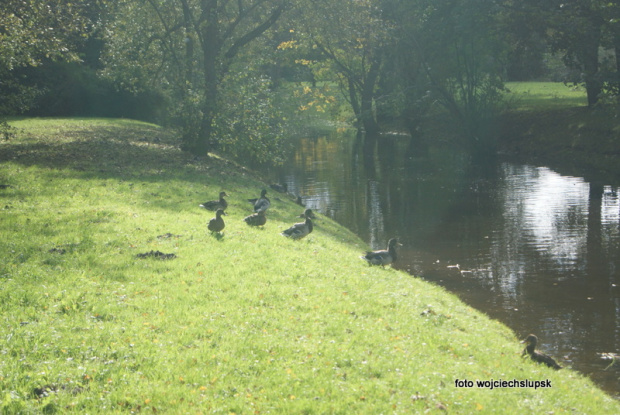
[0,120,258,200]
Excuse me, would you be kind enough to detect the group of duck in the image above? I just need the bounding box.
[199,188,402,266]
[200,190,562,370]
[199,189,315,240]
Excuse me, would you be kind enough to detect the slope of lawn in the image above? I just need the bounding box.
[1,118,618,413]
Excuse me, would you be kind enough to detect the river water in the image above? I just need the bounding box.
[274,130,620,397]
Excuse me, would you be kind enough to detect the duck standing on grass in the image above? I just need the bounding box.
[281,215,313,240]
[200,191,228,211]
[248,189,270,213]
[521,334,562,370]
[244,210,267,227]
[208,208,226,233]
[361,238,401,267]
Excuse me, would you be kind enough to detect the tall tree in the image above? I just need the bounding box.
[298,0,389,136]
[103,0,286,155]
[546,0,606,106]
[382,0,507,151]
[0,0,97,115]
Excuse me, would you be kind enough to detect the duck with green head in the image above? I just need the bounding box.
[249,189,270,213]
[281,213,313,240]
[298,208,316,219]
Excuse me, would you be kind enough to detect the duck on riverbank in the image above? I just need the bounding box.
[200,191,228,211]
[208,208,226,234]
[244,210,267,227]
[521,334,562,370]
[361,238,401,268]
[281,216,313,240]
[249,189,270,213]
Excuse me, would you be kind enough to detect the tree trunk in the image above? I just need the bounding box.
[582,17,602,106]
[197,0,220,155]
[360,56,381,136]
[614,31,620,87]
[348,77,362,130]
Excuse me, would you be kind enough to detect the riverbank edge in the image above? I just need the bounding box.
[1,117,619,413]
[497,106,620,184]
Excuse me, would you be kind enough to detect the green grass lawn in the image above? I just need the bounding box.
[504,81,588,111]
[1,118,619,413]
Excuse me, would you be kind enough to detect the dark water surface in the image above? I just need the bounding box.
[275,131,620,397]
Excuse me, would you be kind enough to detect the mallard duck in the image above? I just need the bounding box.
[248,189,270,212]
[244,210,267,227]
[200,191,228,211]
[207,208,226,233]
[269,182,288,193]
[521,334,562,370]
[361,238,401,267]
[281,217,313,240]
[298,208,316,219]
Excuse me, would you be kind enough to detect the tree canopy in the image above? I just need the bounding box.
[1,0,618,162]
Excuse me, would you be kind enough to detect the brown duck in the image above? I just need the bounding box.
[200,191,228,211]
[521,334,561,370]
[208,208,226,233]
[244,210,267,227]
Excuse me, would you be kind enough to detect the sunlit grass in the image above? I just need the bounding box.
[504,81,588,111]
[0,118,618,413]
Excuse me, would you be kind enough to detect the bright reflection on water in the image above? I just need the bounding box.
[276,132,620,397]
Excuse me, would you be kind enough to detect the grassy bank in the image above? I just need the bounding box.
[499,82,620,183]
[1,118,619,413]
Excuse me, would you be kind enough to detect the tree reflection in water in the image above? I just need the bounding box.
[277,131,620,397]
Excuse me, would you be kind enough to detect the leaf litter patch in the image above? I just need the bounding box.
[136,250,176,260]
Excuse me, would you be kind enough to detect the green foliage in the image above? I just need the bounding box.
[0,0,100,116]
[101,0,286,157]
[1,117,619,413]
[215,73,291,167]
[0,119,16,141]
